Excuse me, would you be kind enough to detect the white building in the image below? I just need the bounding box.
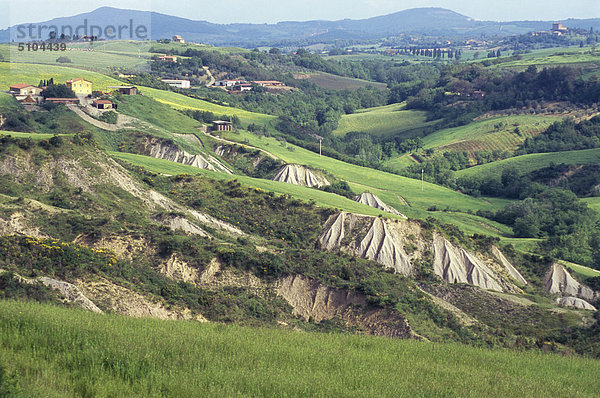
[161,79,191,89]
[214,79,246,87]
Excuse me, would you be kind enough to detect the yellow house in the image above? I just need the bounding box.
[66,78,93,96]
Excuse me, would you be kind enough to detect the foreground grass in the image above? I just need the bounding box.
[2,300,599,397]
[455,148,600,179]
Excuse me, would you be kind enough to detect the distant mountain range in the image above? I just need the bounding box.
[1,6,600,47]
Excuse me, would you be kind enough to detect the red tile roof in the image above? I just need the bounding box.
[93,100,113,105]
[10,84,35,89]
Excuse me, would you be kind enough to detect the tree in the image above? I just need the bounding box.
[56,56,72,64]
[42,84,76,99]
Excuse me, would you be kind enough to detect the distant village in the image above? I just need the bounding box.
[154,36,288,94]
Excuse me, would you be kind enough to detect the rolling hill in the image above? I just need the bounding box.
[2,7,600,46]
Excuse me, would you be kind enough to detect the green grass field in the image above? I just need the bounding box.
[2,300,599,397]
[455,148,600,179]
[332,102,433,138]
[559,260,600,279]
[582,197,600,214]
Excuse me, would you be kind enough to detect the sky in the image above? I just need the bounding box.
[1,0,599,29]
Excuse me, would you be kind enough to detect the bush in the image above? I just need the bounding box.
[98,111,118,125]
[56,56,72,64]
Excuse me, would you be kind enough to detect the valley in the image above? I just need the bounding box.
[1,5,600,396]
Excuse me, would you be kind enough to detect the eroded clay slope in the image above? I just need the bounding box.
[354,192,406,218]
[319,212,519,292]
[142,137,232,174]
[491,246,528,285]
[544,263,598,301]
[432,235,504,292]
[556,297,597,311]
[272,164,330,187]
[276,274,414,338]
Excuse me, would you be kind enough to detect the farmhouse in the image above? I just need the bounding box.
[9,84,43,96]
[108,86,138,95]
[215,79,246,87]
[158,55,178,63]
[92,99,114,110]
[212,120,232,132]
[253,80,284,87]
[66,78,93,96]
[172,35,185,43]
[45,98,80,105]
[161,79,191,89]
[233,83,253,92]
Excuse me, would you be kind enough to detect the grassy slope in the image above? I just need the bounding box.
[143,87,277,126]
[455,148,600,179]
[332,103,432,138]
[2,300,599,398]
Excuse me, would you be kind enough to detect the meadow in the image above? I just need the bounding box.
[332,102,432,138]
[455,148,600,179]
[1,300,599,397]
[582,197,600,215]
